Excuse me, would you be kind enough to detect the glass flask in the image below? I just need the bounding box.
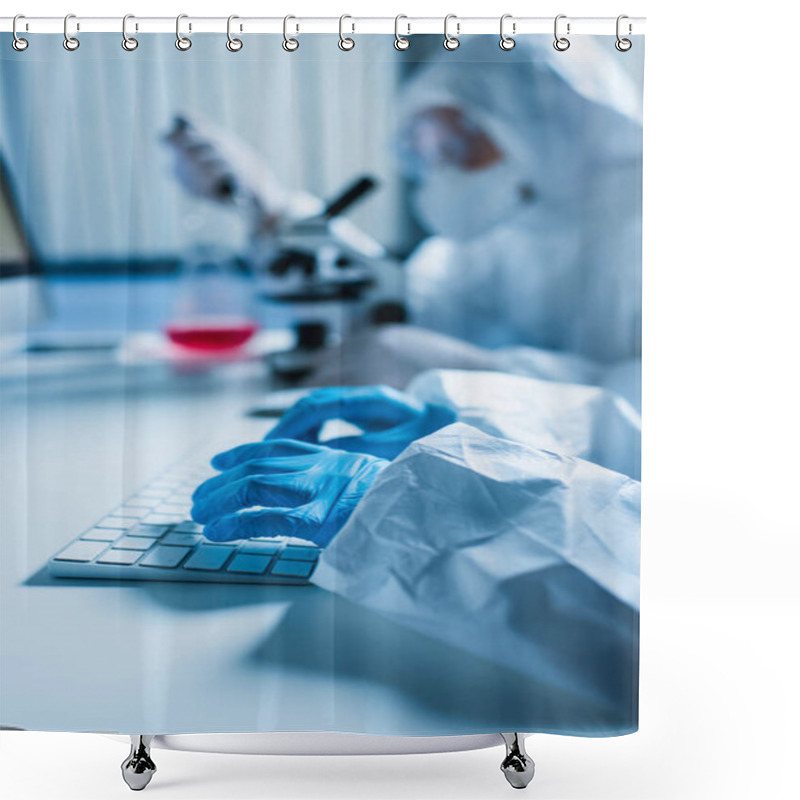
[165,244,259,352]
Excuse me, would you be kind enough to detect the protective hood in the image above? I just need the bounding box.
[398,36,643,202]
[400,37,644,362]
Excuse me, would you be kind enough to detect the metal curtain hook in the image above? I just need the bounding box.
[443,14,460,51]
[553,14,570,51]
[12,14,28,51]
[499,14,516,50]
[122,15,138,51]
[227,15,243,51]
[175,14,192,51]
[63,13,80,51]
[339,15,355,50]
[283,15,299,51]
[394,14,410,51]
[616,14,632,51]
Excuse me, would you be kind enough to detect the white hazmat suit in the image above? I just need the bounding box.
[164,37,643,401]
[400,37,643,363]
[312,369,641,729]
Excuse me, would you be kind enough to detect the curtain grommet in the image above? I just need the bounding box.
[175,14,192,51]
[394,15,410,51]
[122,15,138,51]
[338,15,355,51]
[553,14,570,52]
[615,15,633,51]
[12,15,29,51]
[499,14,516,51]
[63,14,80,51]
[443,14,460,51]
[226,15,243,52]
[283,15,299,52]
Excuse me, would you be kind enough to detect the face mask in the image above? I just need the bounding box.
[411,162,534,241]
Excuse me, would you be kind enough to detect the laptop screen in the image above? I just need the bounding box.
[0,155,34,279]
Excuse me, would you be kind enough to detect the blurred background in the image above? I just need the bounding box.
[0,32,644,355]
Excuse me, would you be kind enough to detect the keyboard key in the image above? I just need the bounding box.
[156,509,191,520]
[129,524,171,538]
[114,536,159,551]
[227,553,271,574]
[282,546,319,562]
[174,521,203,534]
[283,536,317,546]
[97,516,139,531]
[142,513,185,526]
[114,506,150,518]
[139,546,191,569]
[55,540,109,562]
[81,528,122,542]
[161,532,202,547]
[270,559,315,578]
[120,498,161,508]
[137,489,172,499]
[150,479,182,488]
[157,501,191,511]
[238,541,282,555]
[98,549,142,566]
[183,546,235,571]
[156,508,192,519]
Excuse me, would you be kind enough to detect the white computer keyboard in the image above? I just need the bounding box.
[47,453,319,585]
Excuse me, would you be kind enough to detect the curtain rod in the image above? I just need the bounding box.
[0,16,645,36]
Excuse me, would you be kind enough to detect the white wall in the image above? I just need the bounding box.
[1,32,403,260]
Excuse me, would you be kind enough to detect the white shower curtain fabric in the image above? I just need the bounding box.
[0,32,643,737]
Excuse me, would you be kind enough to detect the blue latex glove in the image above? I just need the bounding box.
[191,439,387,546]
[266,385,457,460]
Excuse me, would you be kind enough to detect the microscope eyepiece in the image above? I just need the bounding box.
[323,176,378,219]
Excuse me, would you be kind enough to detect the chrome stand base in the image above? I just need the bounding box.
[500,733,535,789]
[117,732,529,790]
[121,735,157,791]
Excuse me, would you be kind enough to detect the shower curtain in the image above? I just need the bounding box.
[0,30,643,739]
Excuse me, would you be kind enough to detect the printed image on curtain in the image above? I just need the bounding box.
[0,33,643,740]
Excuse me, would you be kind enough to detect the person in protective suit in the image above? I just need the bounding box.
[165,37,643,410]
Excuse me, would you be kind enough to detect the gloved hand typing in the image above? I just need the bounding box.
[191,439,387,546]
[266,385,456,460]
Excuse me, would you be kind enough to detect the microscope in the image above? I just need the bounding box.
[166,118,404,379]
[253,176,405,380]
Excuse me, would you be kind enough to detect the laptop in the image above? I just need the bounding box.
[0,153,48,354]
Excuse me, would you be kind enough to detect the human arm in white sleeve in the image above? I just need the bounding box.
[312,422,640,717]
[406,369,641,480]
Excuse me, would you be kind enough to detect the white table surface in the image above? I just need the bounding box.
[0,355,564,737]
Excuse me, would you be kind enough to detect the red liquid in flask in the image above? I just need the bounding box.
[165,318,259,351]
